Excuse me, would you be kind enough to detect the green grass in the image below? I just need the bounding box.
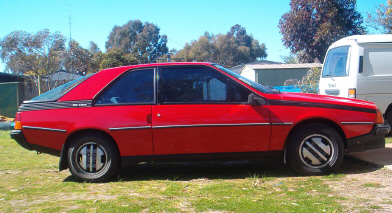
[361,182,385,188]
[386,137,392,144]
[0,130,348,212]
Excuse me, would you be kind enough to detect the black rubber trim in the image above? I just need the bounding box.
[346,123,390,152]
[30,144,61,157]
[268,99,377,114]
[59,144,68,171]
[120,151,283,168]
[19,100,93,112]
[10,130,33,151]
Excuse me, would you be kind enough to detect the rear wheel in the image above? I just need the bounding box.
[287,123,344,175]
[68,134,119,182]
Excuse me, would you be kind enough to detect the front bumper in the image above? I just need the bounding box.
[346,123,390,152]
[10,130,33,151]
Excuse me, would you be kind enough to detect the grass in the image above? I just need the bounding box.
[386,137,392,144]
[0,130,378,212]
[361,182,385,188]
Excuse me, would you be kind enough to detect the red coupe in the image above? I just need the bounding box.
[10,63,390,182]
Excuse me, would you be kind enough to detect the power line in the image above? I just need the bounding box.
[167,38,184,48]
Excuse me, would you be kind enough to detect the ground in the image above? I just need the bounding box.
[328,158,392,212]
[1,130,392,212]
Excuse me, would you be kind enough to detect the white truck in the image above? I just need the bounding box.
[319,34,392,130]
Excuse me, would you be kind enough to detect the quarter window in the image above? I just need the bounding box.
[160,67,250,103]
[95,69,154,105]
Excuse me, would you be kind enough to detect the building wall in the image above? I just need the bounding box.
[256,68,309,87]
[240,66,256,82]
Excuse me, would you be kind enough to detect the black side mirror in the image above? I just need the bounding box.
[247,93,267,106]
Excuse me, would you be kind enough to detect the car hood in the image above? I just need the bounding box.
[275,92,377,110]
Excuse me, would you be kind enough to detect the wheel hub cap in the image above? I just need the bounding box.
[76,143,107,173]
[299,134,334,168]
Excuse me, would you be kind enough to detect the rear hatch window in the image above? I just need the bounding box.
[31,74,94,101]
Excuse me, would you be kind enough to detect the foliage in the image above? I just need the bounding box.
[278,0,366,63]
[280,53,300,64]
[105,20,168,63]
[367,0,392,33]
[0,29,67,75]
[284,67,321,94]
[174,25,267,68]
[95,48,138,70]
[63,40,93,74]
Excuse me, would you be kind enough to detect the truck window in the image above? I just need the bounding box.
[322,46,350,77]
[364,47,392,75]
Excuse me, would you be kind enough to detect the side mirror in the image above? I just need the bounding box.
[247,93,267,106]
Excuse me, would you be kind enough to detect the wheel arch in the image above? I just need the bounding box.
[59,129,120,171]
[283,118,347,163]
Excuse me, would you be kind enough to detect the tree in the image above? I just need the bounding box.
[105,20,168,63]
[96,48,138,70]
[0,29,66,75]
[367,0,392,33]
[279,0,365,63]
[63,40,92,74]
[284,67,321,94]
[174,25,267,67]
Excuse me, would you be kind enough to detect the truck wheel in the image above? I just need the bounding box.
[387,113,392,136]
[287,123,344,175]
[68,134,119,182]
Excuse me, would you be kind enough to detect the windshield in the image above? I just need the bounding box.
[322,46,350,77]
[213,64,276,94]
[31,74,94,101]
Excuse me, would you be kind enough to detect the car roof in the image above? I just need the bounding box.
[100,62,214,72]
[330,34,392,48]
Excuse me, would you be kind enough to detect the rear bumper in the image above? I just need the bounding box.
[10,130,33,151]
[346,124,390,152]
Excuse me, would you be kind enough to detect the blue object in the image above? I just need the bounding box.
[273,86,302,93]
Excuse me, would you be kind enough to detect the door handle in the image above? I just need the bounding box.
[157,113,161,117]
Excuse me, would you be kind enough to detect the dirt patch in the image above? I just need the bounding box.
[327,157,392,212]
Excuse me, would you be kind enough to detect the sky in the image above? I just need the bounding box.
[0,0,387,73]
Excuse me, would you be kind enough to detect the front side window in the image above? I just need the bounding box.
[95,69,154,105]
[322,46,350,77]
[160,67,250,103]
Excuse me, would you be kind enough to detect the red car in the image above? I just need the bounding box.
[10,63,390,182]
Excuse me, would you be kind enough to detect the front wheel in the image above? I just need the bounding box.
[386,112,392,136]
[68,134,119,182]
[287,123,344,175]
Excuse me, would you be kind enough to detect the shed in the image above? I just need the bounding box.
[0,73,32,118]
[240,63,322,87]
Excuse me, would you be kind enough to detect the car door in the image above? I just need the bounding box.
[152,66,271,155]
[94,68,155,157]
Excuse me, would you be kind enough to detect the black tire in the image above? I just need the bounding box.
[386,112,392,136]
[68,134,119,182]
[287,123,344,175]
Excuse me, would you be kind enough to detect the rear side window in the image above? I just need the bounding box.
[363,47,392,75]
[322,46,350,77]
[95,69,155,105]
[160,67,250,104]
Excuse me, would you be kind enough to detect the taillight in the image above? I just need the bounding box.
[348,88,356,98]
[375,109,385,124]
[14,112,21,130]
